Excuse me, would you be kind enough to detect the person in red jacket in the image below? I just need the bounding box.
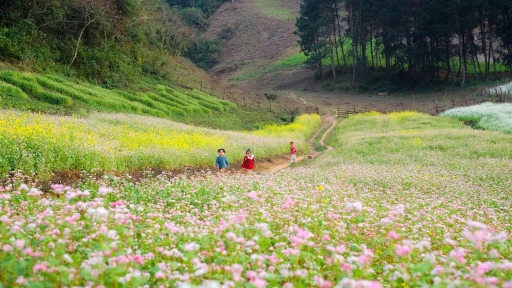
[241,148,255,172]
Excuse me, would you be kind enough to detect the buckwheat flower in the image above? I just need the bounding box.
[19,184,29,191]
[282,283,294,288]
[444,238,458,246]
[32,262,48,273]
[462,230,490,250]
[15,276,28,285]
[503,281,512,288]
[250,277,266,288]
[107,230,118,239]
[0,215,10,223]
[294,269,308,277]
[98,187,113,196]
[280,268,291,277]
[387,231,400,240]
[380,218,393,225]
[314,275,332,288]
[184,242,200,251]
[345,201,363,212]
[221,281,235,288]
[155,271,166,280]
[14,239,25,249]
[27,188,42,196]
[2,244,13,252]
[230,264,243,281]
[466,220,487,230]
[201,280,221,288]
[63,254,73,263]
[247,191,260,201]
[489,231,507,243]
[391,204,405,215]
[396,245,412,257]
[448,248,467,264]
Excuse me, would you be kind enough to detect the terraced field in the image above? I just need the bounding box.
[0,71,235,118]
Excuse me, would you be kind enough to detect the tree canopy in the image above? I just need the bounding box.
[295,0,512,88]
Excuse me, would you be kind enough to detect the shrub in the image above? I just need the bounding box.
[0,80,29,99]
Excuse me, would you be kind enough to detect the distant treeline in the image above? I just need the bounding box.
[296,0,512,88]
[0,0,229,86]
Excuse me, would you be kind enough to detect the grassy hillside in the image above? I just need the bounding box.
[0,111,510,286]
[0,69,289,130]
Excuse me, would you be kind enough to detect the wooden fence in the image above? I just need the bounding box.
[336,91,511,118]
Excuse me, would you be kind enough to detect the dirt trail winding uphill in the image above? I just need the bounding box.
[259,93,339,172]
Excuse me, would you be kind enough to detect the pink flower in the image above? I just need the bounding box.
[116,255,130,264]
[247,191,261,201]
[155,271,166,279]
[387,231,400,240]
[503,281,512,288]
[282,196,296,210]
[32,262,48,273]
[14,239,25,249]
[130,254,145,265]
[250,277,267,288]
[230,264,243,281]
[449,248,467,264]
[314,275,332,288]
[2,244,13,252]
[462,230,490,250]
[396,245,412,257]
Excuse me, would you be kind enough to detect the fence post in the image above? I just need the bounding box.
[243,96,246,107]
[451,99,455,108]
[316,105,319,115]
[353,105,356,114]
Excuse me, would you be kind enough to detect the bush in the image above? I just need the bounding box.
[218,25,236,40]
[180,8,209,30]
[0,80,29,99]
[185,37,224,69]
[0,71,72,106]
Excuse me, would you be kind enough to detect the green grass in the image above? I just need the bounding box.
[330,111,512,167]
[254,0,295,20]
[0,70,241,119]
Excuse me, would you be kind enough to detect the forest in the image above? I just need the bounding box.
[296,0,512,88]
[0,0,229,87]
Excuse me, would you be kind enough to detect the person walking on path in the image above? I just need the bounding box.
[215,148,229,173]
[241,148,255,172]
[290,142,297,164]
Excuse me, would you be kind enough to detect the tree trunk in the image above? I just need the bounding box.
[330,35,337,79]
[335,1,347,67]
[458,33,466,88]
[71,20,94,66]
[444,36,451,81]
[350,4,356,84]
[479,15,489,81]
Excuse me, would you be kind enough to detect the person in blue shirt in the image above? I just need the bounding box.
[215,148,229,172]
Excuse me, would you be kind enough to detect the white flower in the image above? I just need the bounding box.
[380,218,393,225]
[489,231,507,243]
[346,201,363,212]
[184,242,200,251]
[466,220,488,230]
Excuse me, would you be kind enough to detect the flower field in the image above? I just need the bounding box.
[0,112,320,178]
[440,103,512,134]
[0,111,510,287]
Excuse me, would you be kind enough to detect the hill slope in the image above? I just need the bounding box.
[205,0,308,90]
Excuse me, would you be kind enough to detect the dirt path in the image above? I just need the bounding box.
[260,96,338,172]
